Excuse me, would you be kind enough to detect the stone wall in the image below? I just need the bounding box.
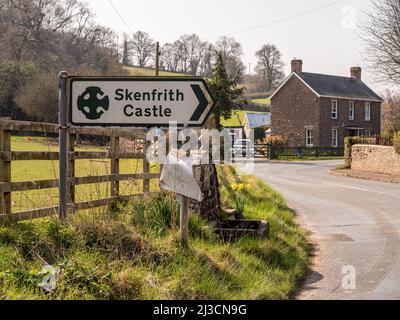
[351,144,400,175]
[190,164,221,222]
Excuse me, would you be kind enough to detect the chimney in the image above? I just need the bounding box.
[350,67,362,80]
[291,59,303,74]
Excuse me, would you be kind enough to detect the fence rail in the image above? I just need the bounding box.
[0,120,159,224]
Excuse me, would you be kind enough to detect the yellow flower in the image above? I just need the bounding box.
[238,183,245,191]
[231,183,238,191]
[246,183,253,190]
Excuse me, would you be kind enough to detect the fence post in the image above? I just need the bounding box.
[67,132,75,212]
[315,147,319,158]
[143,140,150,193]
[111,136,120,198]
[0,129,11,221]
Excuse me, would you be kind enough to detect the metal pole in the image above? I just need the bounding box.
[155,42,160,77]
[58,71,68,221]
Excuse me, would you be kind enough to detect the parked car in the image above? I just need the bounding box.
[232,139,254,158]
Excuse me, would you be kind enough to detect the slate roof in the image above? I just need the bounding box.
[298,72,382,101]
[245,113,271,128]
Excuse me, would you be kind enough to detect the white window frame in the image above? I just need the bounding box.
[331,100,338,119]
[331,128,338,148]
[349,101,355,121]
[305,128,314,147]
[365,129,371,136]
[365,103,371,121]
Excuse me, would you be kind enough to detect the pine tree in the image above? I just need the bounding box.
[208,53,246,130]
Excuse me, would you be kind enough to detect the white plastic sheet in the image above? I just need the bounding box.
[160,149,203,202]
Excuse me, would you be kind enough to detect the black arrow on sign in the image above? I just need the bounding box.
[190,84,209,122]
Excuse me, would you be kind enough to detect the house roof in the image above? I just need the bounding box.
[269,72,383,102]
[244,113,271,128]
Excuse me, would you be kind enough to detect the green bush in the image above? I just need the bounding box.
[394,132,400,154]
[128,193,179,235]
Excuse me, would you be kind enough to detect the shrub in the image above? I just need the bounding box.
[394,132,400,154]
[129,193,179,235]
[263,135,288,147]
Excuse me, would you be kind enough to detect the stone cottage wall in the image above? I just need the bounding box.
[351,144,400,175]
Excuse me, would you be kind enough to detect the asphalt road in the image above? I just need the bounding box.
[246,160,400,300]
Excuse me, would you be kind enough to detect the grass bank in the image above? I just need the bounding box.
[0,166,309,300]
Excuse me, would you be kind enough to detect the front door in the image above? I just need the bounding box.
[348,129,360,137]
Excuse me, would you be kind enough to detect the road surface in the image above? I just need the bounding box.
[246,160,400,300]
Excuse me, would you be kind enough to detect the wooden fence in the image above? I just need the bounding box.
[0,119,160,224]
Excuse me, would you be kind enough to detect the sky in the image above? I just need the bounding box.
[84,0,390,94]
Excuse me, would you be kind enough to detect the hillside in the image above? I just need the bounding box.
[123,65,190,77]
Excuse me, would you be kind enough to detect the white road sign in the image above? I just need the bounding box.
[69,77,215,127]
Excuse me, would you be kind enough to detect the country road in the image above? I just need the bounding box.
[245,160,400,300]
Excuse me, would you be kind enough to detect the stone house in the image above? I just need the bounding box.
[269,59,383,148]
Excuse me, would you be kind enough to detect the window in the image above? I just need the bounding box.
[331,100,338,119]
[365,130,371,136]
[349,101,355,120]
[365,103,371,121]
[306,128,314,147]
[331,129,338,147]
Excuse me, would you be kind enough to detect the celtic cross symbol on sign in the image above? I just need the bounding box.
[77,86,110,120]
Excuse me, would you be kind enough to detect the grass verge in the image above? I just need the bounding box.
[0,166,309,300]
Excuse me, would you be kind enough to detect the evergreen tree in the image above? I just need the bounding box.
[208,53,246,130]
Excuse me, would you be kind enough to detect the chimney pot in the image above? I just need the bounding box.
[350,67,362,80]
[291,59,303,74]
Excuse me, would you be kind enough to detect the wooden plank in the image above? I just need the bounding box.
[0,173,160,193]
[110,137,120,198]
[5,151,144,161]
[143,141,151,193]
[71,152,144,160]
[0,129,11,220]
[0,120,146,139]
[0,120,59,133]
[73,173,160,185]
[11,151,59,161]
[0,179,59,192]
[72,127,146,139]
[0,193,152,224]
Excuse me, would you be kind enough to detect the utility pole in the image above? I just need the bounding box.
[248,63,252,76]
[155,42,160,77]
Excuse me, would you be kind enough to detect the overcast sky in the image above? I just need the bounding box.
[85,0,390,94]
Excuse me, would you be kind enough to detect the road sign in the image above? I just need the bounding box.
[69,77,215,128]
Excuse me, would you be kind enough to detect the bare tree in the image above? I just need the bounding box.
[361,0,400,83]
[255,44,285,91]
[130,31,154,67]
[215,36,246,79]
[382,90,400,134]
[160,42,180,72]
[198,41,214,77]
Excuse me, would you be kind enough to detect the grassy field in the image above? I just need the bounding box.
[220,110,267,127]
[0,164,309,300]
[250,98,271,106]
[123,65,189,77]
[10,136,159,213]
